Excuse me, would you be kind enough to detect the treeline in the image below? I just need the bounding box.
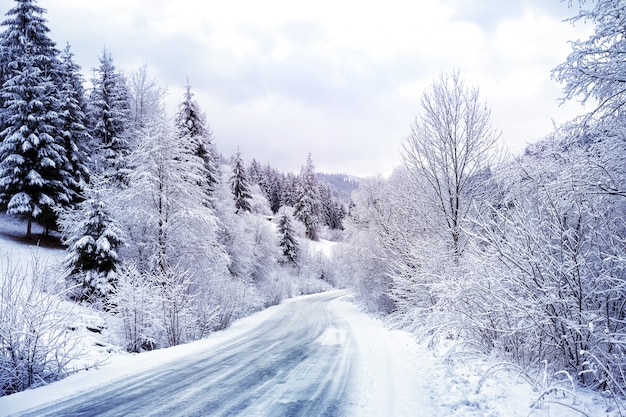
[0,0,345,395]
[340,1,626,404]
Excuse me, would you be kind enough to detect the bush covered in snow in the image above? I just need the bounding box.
[0,254,80,396]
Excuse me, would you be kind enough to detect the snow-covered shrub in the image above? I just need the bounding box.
[463,137,626,393]
[0,254,80,396]
[202,273,263,331]
[111,263,199,351]
[110,263,160,352]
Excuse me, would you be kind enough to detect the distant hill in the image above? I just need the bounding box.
[317,173,361,203]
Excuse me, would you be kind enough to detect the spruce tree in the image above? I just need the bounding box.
[59,182,125,302]
[57,43,91,204]
[277,209,299,265]
[0,0,71,237]
[294,153,322,240]
[230,150,252,214]
[88,48,130,176]
[174,81,219,193]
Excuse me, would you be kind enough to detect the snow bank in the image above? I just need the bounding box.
[331,296,614,417]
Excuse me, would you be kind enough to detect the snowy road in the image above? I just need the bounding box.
[10,291,361,417]
[0,287,615,417]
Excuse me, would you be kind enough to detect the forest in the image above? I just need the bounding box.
[0,0,624,411]
[0,0,347,396]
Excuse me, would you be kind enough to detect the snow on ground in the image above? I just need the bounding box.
[0,214,622,416]
[312,238,338,258]
[0,213,64,275]
[334,295,617,417]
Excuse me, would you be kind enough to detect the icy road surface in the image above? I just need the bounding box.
[3,290,431,417]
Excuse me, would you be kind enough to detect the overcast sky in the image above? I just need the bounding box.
[31,0,593,176]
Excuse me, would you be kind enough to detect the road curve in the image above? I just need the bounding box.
[14,291,358,417]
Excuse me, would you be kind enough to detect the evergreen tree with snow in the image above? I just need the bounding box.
[264,166,283,214]
[294,153,322,240]
[88,47,130,177]
[57,43,91,204]
[174,80,219,194]
[282,172,298,207]
[0,0,72,237]
[318,182,344,230]
[59,182,125,302]
[277,209,299,265]
[230,150,252,214]
[248,159,262,184]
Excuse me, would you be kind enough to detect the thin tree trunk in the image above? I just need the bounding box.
[26,214,32,239]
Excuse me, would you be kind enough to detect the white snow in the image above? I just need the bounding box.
[310,238,337,258]
[0,213,621,416]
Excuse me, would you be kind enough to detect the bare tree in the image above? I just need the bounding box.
[402,70,500,257]
[128,64,167,132]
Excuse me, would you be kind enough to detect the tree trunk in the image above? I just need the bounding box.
[26,214,32,239]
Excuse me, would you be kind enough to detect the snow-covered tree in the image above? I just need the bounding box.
[174,81,219,194]
[230,150,252,214]
[0,0,71,237]
[127,64,166,132]
[57,43,91,204]
[58,182,125,302]
[264,165,283,213]
[318,182,344,230]
[552,0,626,129]
[402,70,500,257]
[294,153,322,240]
[118,115,226,276]
[277,208,299,265]
[88,48,130,176]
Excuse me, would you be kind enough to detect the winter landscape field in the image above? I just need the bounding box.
[0,212,621,416]
[1,0,626,416]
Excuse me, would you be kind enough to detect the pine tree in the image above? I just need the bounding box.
[264,165,283,214]
[174,80,219,193]
[88,47,130,176]
[282,172,298,207]
[230,150,252,214]
[277,209,299,265]
[59,182,125,302]
[294,153,322,240]
[248,159,262,184]
[57,43,91,204]
[0,0,71,237]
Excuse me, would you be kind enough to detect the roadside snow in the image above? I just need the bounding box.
[333,296,615,417]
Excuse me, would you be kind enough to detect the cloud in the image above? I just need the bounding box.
[37,0,593,176]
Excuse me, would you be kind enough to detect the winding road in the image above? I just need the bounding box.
[14,291,360,417]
